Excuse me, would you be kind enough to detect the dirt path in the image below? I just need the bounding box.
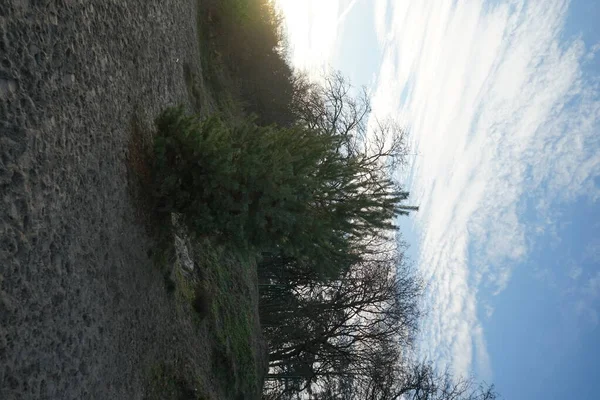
[0,1,213,398]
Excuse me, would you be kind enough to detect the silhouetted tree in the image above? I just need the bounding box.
[262,257,421,392]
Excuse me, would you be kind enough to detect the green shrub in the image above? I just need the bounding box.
[192,285,212,319]
[152,107,405,277]
[152,106,327,248]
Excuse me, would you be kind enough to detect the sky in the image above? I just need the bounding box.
[275,0,600,399]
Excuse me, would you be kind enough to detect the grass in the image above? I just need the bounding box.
[182,62,204,113]
[127,0,282,398]
[173,264,196,304]
[138,219,263,399]
[185,0,246,123]
[178,1,274,394]
[150,225,263,399]
[196,240,262,399]
[128,100,263,398]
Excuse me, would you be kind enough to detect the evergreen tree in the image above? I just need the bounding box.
[152,106,411,277]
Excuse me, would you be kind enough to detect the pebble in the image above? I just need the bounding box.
[0,77,17,98]
[62,74,75,87]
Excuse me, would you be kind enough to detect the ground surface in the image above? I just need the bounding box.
[0,1,263,399]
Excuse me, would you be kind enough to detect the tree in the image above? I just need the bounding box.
[306,355,499,400]
[153,106,413,278]
[261,256,421,393]
[291,71,409,173]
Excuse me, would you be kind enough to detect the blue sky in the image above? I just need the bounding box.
[276,0,600,398]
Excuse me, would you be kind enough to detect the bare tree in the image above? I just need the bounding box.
[262,256,421,395]
[292,71,409,173]
[306,355,499,400]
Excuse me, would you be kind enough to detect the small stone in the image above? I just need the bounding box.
[7,202,20,221]
[29,44,40,55]
[100,56,108,70]
[62,74,75,86]
[0,78,17,98]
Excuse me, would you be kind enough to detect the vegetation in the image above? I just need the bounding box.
[151,103,408,277]
[146,362,204,400]
[199,0,297,126]
[135,0,502,399]
[200,241,263,398]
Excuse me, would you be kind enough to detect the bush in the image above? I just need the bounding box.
[152,107,405,277]
[192,285,212,319]
[200,0,297,126]
[152,107,240,239]
[152,106,330,249]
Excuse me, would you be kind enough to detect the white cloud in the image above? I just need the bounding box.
[338,0,360,22]
[568,263,583,280]
[585,42,600,61]
[371,0,600,380]
[373,0,389,48]
[276,0,344,77]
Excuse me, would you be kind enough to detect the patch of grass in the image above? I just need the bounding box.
[191,284,212,320]
[156,236,260,397]
[174,266,196,304]
[196,239,261,399]
[195,45,243,122]
[173,265,212,323]
[191,3,244,122]
[182,61,224,117]
[163,269,177,293]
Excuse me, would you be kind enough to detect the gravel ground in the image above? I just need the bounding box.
[0,1,217,398]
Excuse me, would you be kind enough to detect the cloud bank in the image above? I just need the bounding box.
[370,0,600,380]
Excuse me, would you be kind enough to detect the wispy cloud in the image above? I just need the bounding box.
[371,0,600,380]
[338,0,360,23]
[573,270,600,326]
[568,244,600,327]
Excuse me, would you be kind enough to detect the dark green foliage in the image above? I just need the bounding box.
[163,270,176,293]
[200,0,297,126]
[153,107,241,239]
[152,106,407,278]
[192,286,212,319]
[146,362,203,400]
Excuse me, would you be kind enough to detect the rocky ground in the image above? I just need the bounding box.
[0,1,239,398]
